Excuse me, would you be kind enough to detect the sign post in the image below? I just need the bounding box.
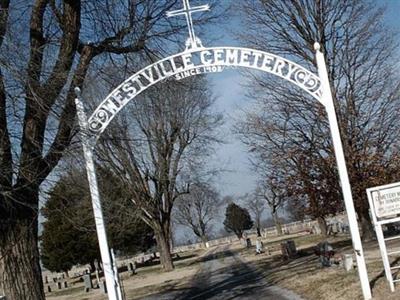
[315,43,372,300]
[367,182,400,292]
[75,88,122,300]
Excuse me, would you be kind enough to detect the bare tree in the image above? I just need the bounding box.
[242,192,265,237]
[96,77,222,271]
[174,182,221,246]
[0,1,223,298]
[237,105,343,235]
[239,0,400,240]
[256,174,286,236]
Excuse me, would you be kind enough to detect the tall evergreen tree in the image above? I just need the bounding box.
[40,167,154,274]
[223,202,253,239]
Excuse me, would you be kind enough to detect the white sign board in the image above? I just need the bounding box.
[369,183,400,219]
[366,182,400,293]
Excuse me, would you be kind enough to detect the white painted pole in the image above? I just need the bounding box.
[314,43,372,300]
[375,223,395,291]
[74,88,121,300]
[366,189,395,291]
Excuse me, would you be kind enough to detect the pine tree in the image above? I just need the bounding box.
[223,202,254,239]
[40,167,154,274]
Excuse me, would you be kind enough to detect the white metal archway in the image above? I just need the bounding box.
[74,1,372,299]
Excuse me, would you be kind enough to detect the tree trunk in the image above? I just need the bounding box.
[235,230,244,240]
[256,217,261,237]
[0,216,44,300]
[200,235,208,248]
[359,209,375,241]
[272,211,283,235]
[155,229,174,271]
[89,261,96,273]
[317,216,328,236]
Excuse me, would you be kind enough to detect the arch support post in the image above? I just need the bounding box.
[314,43,372,300]
[74,88,122,300]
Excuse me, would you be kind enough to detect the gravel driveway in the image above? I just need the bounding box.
[142,246,305,300]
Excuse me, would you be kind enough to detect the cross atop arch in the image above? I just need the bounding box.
[166,0,210,49]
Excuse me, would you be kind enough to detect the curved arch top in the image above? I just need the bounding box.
[87,46,323,142]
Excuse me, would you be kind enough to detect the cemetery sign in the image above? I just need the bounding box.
[367,182,400,292]
[88,47,323,140]
[369,183,400,218]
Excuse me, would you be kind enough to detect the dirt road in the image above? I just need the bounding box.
[142,246,304,300]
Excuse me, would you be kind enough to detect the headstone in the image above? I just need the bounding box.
[44,276,48,284]
[53,277,57,283]
[281,242,288,259]
[281,240,297,259]
[256,239,263,254]
[64,281,68,288]
[83,274,93,290]
[287,240,297,257]
[47,286,51,293]
[57,282,62,289]
[128,262,136,276]
[246,238,251,248]
[343,254,353,271]
[316,241,334,267]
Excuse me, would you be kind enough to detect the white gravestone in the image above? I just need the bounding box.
[256,239,263,254]
[343,254,353,271]
[83,274,93,291]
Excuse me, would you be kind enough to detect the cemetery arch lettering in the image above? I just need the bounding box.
[84,46,324,146]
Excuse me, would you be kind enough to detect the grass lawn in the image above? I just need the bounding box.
[236,233,400,300]
[45,249,206,300]
[45,233,400,299]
